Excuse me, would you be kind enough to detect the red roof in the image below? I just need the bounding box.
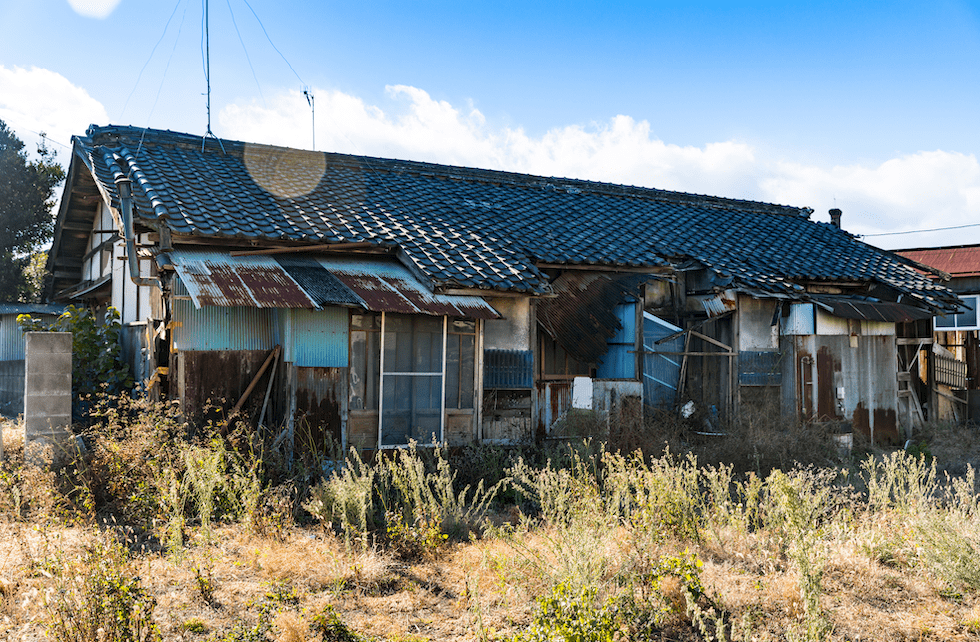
[896,245,980,278]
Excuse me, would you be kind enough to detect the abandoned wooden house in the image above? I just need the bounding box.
[896,244,980,423]
[43,125,960,449]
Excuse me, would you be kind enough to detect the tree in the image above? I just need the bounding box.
[0,120,65,302]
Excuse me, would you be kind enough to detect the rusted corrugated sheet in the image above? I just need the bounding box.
[171,249,318,309]
[317,256,499,319]
[169,249,498,319]
[897,245,980,278]
[294,366,345,448]
[536,272,647,364]
[813,296,933,323]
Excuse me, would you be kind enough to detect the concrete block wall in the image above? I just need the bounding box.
[23,332,72,465]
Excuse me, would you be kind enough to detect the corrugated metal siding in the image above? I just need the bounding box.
[739,351,782,386]
[642,312,683,408]
[596,302,637,379]
[783,303,815,335]
[484,349,533,388]
[0,316,26,361]
[294,366,345,447]
[286,308,348,367]
[172,299,274,351]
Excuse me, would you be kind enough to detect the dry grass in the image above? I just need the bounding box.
[4,415,980,641]
[0,514,977,640]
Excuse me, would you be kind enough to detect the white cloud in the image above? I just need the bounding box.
[220,84,980,248]
[66,0,122,19]
[0,65,108,159]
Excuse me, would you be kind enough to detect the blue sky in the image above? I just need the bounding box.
[2,0,980,249]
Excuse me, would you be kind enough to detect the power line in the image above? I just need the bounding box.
[239,0,306,86]
[226,0,266,107]
[121,0,184,120]
[861,222,980,238]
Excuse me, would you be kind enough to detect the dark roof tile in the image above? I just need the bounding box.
[69,125,958,311]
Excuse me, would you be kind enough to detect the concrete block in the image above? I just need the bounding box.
[25,332,72,354]
[26,352,72,375]
[25,372,71,395]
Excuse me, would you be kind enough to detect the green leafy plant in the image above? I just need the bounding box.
[309,605,367,642]
[509,582,620,642]
[44,536,161,642]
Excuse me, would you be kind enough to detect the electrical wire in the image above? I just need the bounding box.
[226,0,266,107]
[135,0,190,164]
[860,222,980,238]
[120,0,184,120]
[239,0,305,86]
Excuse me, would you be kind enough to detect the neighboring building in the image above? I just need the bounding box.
[0,303,66,417]
[44,125,959,449]
[896,244,980,422]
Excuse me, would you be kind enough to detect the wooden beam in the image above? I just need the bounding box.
[689,330,733,352]
[63,222,95,232]
[230,242,376,257]
[653,351,736,357]
[535,262,672,275]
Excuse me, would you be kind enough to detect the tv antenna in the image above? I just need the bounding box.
[202,0,225,153]
[303,88,315,151]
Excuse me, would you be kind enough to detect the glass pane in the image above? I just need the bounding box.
[350,330,366,410]
[382,373,442,446]
[350,330,380,410]
[936,313,955,328]
[365,332,379,409]
[959,296,977,328]
[459,334,475,408]
[351,313,380,330]
[451,318,475,334]
[445,335,460,408]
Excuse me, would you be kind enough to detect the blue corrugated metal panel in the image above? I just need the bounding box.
[643,312,683,408]
[783,303,815,335]
[597,344,635,379]
[484,349,533,388]
[286,308,348,367]
[172,299,274,351]
[738,351,782,386]
[596,302,636,379]
[0,315,25,361]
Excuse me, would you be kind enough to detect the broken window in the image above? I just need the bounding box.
[348,312,477,447]
[540,333,591,378]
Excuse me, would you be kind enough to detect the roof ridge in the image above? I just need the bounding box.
[83,124,812,219]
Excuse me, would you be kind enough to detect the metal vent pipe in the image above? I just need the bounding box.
[115,176,159,287]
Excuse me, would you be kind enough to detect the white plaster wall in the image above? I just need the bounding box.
[484,297,532,351]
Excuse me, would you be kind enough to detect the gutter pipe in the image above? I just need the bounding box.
[115,176,159,287]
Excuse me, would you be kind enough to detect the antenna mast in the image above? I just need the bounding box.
[203,0,225,152]
[304,88,315,151]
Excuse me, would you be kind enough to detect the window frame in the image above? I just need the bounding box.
[935,294,980,331]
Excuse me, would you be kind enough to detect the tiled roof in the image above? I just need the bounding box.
[896,245,980,279]
[69,125,958,312]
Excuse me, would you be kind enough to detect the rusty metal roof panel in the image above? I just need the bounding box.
[168,249,498,318]
[897,245,980,278]
[316,256,500,319]
[537,272,647,364]
[812,296,933,323]
[171,249,319,309]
